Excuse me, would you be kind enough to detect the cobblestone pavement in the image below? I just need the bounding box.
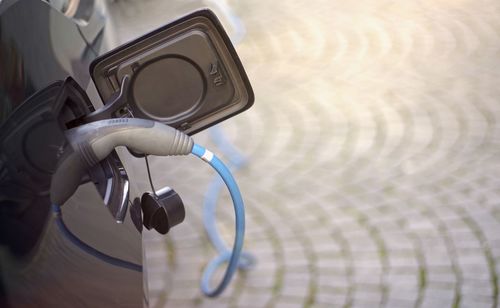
[105,0,500,307]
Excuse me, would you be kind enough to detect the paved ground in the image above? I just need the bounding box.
[105,0,500,307]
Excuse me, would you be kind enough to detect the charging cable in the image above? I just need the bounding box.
[202,126,256,273]
[51,204,142,272]
[191,144,246,297]
[204,0,246,45]
[50,118,247,297]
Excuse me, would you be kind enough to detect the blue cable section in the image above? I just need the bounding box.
[191,143,247,297]
[204,127,256,271]
[51,204,142,273]
[205,0,247,45]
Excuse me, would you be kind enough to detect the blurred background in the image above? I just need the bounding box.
[87,0,500,307]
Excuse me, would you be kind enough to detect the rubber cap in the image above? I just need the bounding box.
[140,188,185,234]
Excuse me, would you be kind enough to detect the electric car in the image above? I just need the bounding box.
[0,0,253,306]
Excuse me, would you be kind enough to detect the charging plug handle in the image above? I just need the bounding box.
[50,118,193,205]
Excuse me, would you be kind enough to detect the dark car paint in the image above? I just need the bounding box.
[0,0,143,306]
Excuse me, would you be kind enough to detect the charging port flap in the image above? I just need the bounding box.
[89,9,254,135]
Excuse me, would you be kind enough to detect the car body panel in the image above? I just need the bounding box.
[0,0,143,306]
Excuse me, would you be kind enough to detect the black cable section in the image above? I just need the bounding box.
[144,155,157,195]
[52,204,142,272]
[76,24,99,57]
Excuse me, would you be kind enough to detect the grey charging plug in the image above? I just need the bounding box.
[50,118,193,205]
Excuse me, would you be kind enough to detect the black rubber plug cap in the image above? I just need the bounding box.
[140,188,185,234]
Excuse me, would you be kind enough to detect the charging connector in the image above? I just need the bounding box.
[50,119,246,297]
[50,118,192,205]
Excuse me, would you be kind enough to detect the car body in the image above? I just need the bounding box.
[0,0,144,306]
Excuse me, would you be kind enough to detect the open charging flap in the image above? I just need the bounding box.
[86,9,254,135]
